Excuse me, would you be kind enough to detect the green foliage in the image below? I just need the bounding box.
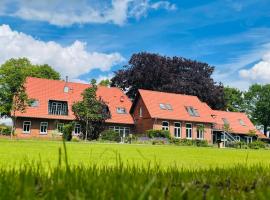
[248,141,266,149]
[0,125,11,135]
[99,79,111,87]
[62,123,74,141]
[152,140,166,145]
[100,129,121,142]
[146,129,170,138]
[170,138,209,147]
[72,80,110,140]
[224,86,245,112]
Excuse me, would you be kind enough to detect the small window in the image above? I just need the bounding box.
[57,123,64,133]
[239,119,245,126]
[30,100,39,107]
[40,122,48,134]
[222,118,229,125]
[159,103,166,110]
[162,121,169,131]
[186,123,192,139]
[166,104,173,110]
[139,107,143,117]
[116,107,126,114]
[64,86,69,93]
[174,122,181,138]
[23,121,31,133]
[74,124,81,135]
[185,106,199,117]
[196,124,204,140]
[235,136,240,141]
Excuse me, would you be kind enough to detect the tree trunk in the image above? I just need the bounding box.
[263,124,268,137]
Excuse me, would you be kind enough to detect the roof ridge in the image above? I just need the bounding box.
[138,89,200,98]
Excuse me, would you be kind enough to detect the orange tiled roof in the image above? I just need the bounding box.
[137,89,215,123]
[15,77,134,125]
[212,110,265,137]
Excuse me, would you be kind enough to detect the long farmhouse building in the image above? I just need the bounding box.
[14,77,265,143]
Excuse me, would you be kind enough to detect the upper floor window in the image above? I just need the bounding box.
[64,86,69,93]
[159,103,173,110]
[48,100,68,115]
[116,107,126,114]
[30,100,39,107]
[185,106,199,117]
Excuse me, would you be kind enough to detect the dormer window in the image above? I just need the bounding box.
[185,106,199,117]
[48,100,68,115]
[116,107,126,114]
[64,86,69,93]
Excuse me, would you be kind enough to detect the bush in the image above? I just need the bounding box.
[152,140,166,145]
[62,124,73,141]
[248,141,266,149]
[71,137,80,142]
[146,129,170,139]
[170,138,208,147]
[0,126,11,136]
[100,130,121,142]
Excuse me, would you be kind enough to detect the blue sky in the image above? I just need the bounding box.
[0,0,270,90]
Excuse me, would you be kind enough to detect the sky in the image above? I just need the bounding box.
[0,0,270,91]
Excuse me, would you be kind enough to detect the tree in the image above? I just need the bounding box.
[111,52,225,109]
[0,58,60,136]
[99,79,111,87]
[244,84,270,136]
[72,79,110,140]
[224,87,244,112]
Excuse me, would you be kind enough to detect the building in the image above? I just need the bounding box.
[130,89,215,143]
[14,77,134,138]
[130,89,265,144]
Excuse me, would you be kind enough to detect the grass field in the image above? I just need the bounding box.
[1,139,270,199]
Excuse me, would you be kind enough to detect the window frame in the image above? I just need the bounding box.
[23,121,31,134]
[174,122,181,138]
[57,123,64,133]
[246,136,253,144]
[74,124,81,135]
[116,107,126,114]
[234,136,240,141]
[139,107,143,117]
[239,119,246,126]
[162,121,169,131]
[196,124,204,140]
[40,122,48,135]
[186,123,193,139]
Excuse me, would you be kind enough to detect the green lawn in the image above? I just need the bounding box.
[0,139,270,169]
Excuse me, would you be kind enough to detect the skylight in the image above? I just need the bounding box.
[159,103,166,110]
[159,103,173,110]
[185,106,199,117]
[222,118,229,125]
[239,119,245,126]
[116,107,126,114]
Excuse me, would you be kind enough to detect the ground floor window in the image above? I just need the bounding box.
[40,122,48,134]
[109,126,130,137]
[57,123,64,133]
[246,136,252,143]
[162,121,169,131]
[74,124,81,135]
[174,122,181,138]
[196,124,204,140]
[186,123,192,139]
[234,136,240,141]
[23,121,31,134]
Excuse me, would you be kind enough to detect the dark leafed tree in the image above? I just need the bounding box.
[111,52,225,109]
[72,79,111,140]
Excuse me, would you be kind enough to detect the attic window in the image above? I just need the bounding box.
[116,107,126,114]
[30,100,39,107]
[159,103,173,110]
[185,106,199,117]
[239,119,246,126]
[222,118,229,125]
[64,86,69,93]
[159,103,166,110]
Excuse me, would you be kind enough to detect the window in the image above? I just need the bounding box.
[246,136,252,144]
[139,107,143,117]
[166,104,173,110]
[74,124,81,135]
[222,118,229,125]
[159,103,173,110]
[186,123,192,139]
[64,86,69,93]
[30,100,39,107]
[116,107,126,114]
[239,119,245,126]
[196,124,204,140]
[40,122,48,134]
[174,122,181,138]
[57,123,64,133]
[23,121,31,133]
[162,121,169,131]
[159,103,166,110]
[185,106,199,117]
[110,126,130,137]
[48,101,68,115]
[234,136,240,141]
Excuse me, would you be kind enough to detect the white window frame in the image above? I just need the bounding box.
[139,107,143,117]
[196,124,204,140]
[23,121,31,134]
[40,122,48,135]
[186,123,192,139]
[74,124,81,135]
[162,121,169,131]
[246,136,253,144]
[110,126,130,138]
[116,107,126,114]
[174,122,181,138]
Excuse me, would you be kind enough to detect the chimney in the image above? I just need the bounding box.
[65,76,68,83]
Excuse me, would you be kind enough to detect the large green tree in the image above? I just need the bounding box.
[0,58,60,135]
[111,52,225,109]
[72,79,110,140]
[244,84,270,136]
[224,87,244,112]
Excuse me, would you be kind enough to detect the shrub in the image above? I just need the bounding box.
[152,140,166,145]
[146,129,170,139]
[0,126,11,135]
[100,129,121,142]
[62,124,73,141]
[71,137,80,142]
[170,138,208,147]
[248,141,266,149]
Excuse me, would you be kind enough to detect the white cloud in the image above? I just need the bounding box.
[96,73,114,84]
[0,24,124,79]
[239,51,270,83]
[0,0,177,26]
[0,118,12,126]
